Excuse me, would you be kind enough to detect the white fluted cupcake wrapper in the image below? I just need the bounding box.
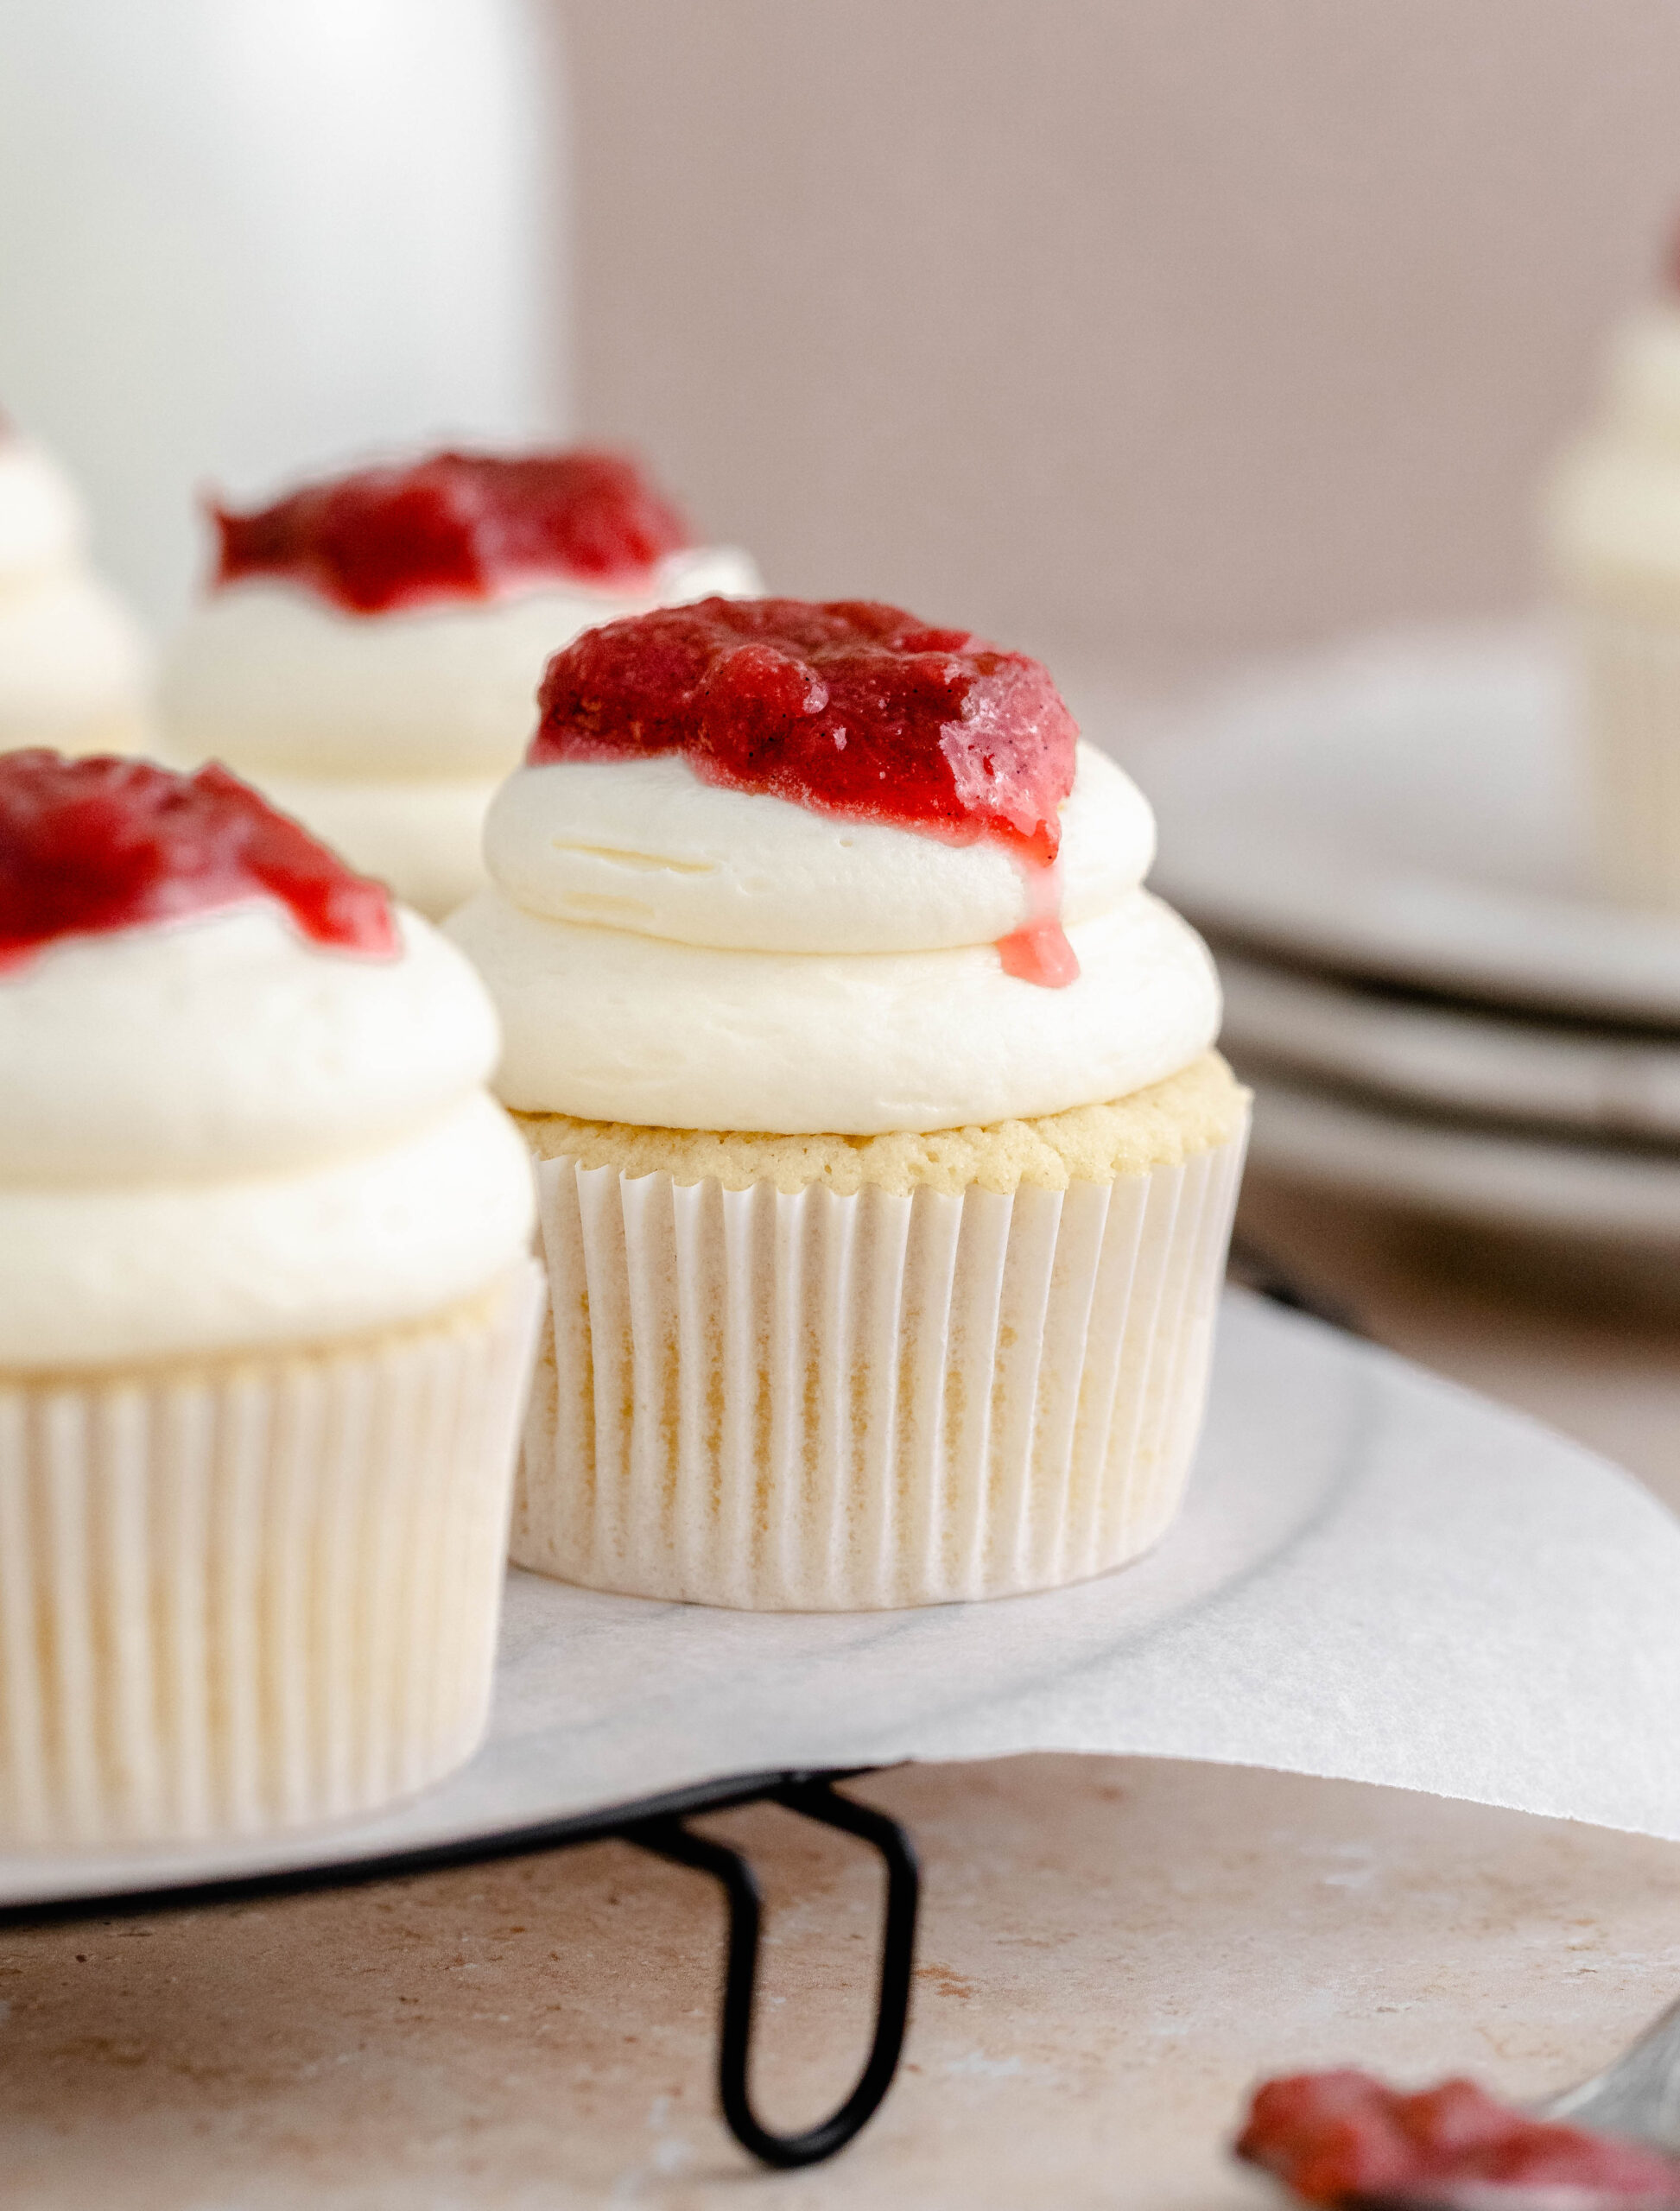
[1573,610,1680,906]
[517,1125,1247,1611]
[0,1263,542,1852]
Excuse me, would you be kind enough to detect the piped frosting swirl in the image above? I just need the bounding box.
[0,753,534,1369]
[447,600,1220,1135]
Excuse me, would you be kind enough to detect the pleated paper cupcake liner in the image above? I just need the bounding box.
[517,1122,1248,1611]
[0,1262,542,1851]
[1573,609,1680,907]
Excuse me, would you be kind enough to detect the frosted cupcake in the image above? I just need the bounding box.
[0,424,150,755]
[1547,238,1680,905]
[447,599,1248,1612]
[0,751,539,1847]
[159,448,761,918]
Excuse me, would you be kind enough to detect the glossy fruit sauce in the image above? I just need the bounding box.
[1238,2070,1680,2208]
[531,596,1082,986]
[0,750,396,971]
[211,449,691,616]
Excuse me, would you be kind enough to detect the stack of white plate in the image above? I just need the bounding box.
[1123,624,1680,1245]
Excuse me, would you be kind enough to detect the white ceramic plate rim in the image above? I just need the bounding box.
[1128,624,1680,1022]
[1246,1072,1680,1239]
[1218,948,1680,1138]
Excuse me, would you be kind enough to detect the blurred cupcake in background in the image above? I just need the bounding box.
[159,449,762,917]
[1547,225,1680,907]
[0,421,151,755]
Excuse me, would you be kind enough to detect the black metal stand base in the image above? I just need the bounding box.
[630,1775,920,2168]
[0,1767,919,2172]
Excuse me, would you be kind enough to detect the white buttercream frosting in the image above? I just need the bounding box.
[447,743,1220,1134]
[481,742,1152,953]
[0,572,155,744]
[160,545,764,780]
[0,904,535,1369]
[250,770,504,925]
[0,438,83,580]
[158,543,763,915]
[0,435,151,746]
[1548,304,1680,601]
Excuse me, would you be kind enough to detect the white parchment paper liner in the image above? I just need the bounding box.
[0,1263,541,1850]
[1574,609,1680,906]
[13,1290,1680,1905]
[517,1126,1246,1609]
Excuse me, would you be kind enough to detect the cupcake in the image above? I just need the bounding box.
[0,423,151,755]
[0,751,539,1847]
[159,448,762,918]
[447,599,1248,1612]
[1547,232,1680,905]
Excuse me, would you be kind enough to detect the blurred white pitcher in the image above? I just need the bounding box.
[0,0,563,630]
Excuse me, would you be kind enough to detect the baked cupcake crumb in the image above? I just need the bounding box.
[515,1048,1247,1196]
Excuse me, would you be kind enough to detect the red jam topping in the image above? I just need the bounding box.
[210,449,692,616]
[0,751,397,972]
[533,598,1076,861]
[531,597,1081,986]
[1238,2070,1680,2208]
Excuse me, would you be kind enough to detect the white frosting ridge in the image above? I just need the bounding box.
[0,907,499,1177]
[1598,305,1680,447]
[245,771,503,928]
[160,544,764,781]
[0,438,151,745]
[0,439,83,580]
[483,742,1152,953]
[0,571,153,743]
[451,733,1219,1134]
[447,884,1220,1134]
[0,904,535,1369]
[1549,305,1680,596]
[0,1095,532,1372]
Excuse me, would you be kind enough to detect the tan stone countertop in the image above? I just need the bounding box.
[10,1172,1680,2209]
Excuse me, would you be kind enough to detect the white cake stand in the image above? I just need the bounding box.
[10,1291,1680,2167]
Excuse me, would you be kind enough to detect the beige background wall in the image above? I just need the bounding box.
[561,0,1680,675]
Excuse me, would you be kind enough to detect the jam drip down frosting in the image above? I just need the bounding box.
[0,750,396,972]
[211,450,693,616]
[531,597,1081,985]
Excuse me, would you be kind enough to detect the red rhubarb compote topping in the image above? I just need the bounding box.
[210,449,692,616]
[0,751,397,972]
[1238,2070,1680,2208]
[531,597,1081,985]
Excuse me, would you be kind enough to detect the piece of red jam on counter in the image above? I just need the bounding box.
[532,597,1081,985]
[0,750,397,972]
[210,449,691,616]
[1237,2070,1680,2208]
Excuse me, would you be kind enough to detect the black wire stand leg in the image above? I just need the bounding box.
[626,1774,920,2170]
